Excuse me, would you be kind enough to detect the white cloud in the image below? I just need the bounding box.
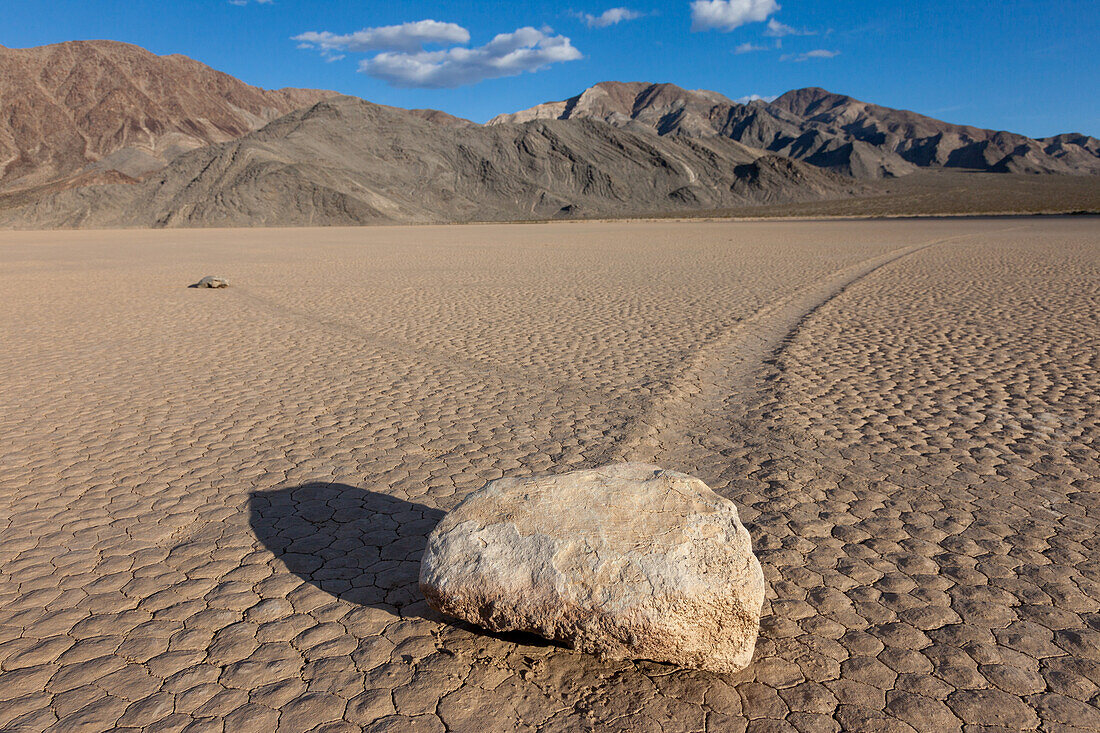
[360,27,582,88]
[733,94,778,103]
[690,0,779,32]
[763,18,814,37]
[576,7,644,28]
[734,42,767,54]
[294,20,471,54]
[229,0,272,4]
[780,49,839,62]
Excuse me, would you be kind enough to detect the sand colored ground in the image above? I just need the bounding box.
[1,219,1098,732]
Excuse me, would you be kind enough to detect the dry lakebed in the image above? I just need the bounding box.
[1,218,1099,732]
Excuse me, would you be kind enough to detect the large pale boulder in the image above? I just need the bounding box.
[419,463,765,673]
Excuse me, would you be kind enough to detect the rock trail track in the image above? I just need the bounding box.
[228,287,596,401]
[609,230,1017,467]
[1,220,1098,733]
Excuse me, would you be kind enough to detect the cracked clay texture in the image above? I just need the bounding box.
[1,219,1098,732]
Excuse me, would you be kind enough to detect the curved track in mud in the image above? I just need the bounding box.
[610,230,1019,467]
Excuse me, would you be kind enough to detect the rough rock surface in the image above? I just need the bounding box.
[420,463,766,673]
[196,275,229,288]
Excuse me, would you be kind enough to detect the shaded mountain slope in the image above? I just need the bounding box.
[0,40,336,192]
[1,96,859,228]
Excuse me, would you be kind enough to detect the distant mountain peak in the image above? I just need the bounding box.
[492,81,1100,179]
[0,39,338,193]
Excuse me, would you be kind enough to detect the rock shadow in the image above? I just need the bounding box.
[249,482,445,620]
[248,481,564,648]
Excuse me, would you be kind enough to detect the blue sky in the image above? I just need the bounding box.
[4,0,1098,136]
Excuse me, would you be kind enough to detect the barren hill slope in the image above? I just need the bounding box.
[492,82,1100,178]
[2,96,858,228]
[0,40,336,193]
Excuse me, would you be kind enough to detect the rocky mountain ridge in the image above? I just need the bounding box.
[2,96,858,228]
[491,81,1100,179]
[0,40,336,193]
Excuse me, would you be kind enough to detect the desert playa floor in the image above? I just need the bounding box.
[1,219,1099,732]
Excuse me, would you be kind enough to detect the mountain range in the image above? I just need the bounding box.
[9,96,859,228]
[0,41,1097,227]
[491,81,1100,179]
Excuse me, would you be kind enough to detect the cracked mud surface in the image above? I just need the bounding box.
[1,219,1098,732]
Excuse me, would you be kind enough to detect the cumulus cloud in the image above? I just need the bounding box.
[294,20,471,54]
[360,27,582,88]
[229,0,272,5]
[733,94,778,103]
[763,18,814,37]
[780,49,839,62]
[295,20,581,88]
[734,42,768,54]
[690,0,779,32]
[575,7,644,28]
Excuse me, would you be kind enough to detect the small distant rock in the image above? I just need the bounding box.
[419,463,765,673]
[196,275,229,288]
